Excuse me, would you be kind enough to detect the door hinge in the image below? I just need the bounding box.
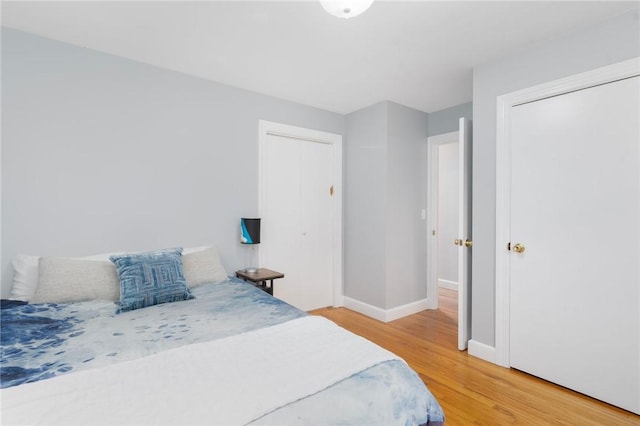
[329,185,334,196]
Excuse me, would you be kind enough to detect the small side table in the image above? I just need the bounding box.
[236,268,284,296]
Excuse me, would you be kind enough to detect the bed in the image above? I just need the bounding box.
[0,246,445,425]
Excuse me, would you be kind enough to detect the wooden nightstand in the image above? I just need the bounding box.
[235,268,284,296]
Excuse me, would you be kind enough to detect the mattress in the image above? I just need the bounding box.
[1,278,444,425]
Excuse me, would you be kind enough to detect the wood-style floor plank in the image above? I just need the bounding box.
[310,289,638,425]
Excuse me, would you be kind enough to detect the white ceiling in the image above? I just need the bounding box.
[2,1,638,114]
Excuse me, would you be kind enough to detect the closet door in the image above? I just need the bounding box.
[509,76,639,413]
[261,129,338,311]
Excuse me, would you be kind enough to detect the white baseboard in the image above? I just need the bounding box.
[468,339,497,364]
[438,279,458,291]
[343,297,387,322]
[386,299,429,322]
[343,297,428,323]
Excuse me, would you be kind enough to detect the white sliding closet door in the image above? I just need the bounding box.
[260,122,341,312]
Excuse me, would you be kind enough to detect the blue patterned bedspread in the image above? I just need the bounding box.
[1,279,444,425]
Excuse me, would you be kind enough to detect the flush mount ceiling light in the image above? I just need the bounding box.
[320,0,375,19]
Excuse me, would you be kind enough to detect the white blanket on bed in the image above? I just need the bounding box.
[1,316,401,425]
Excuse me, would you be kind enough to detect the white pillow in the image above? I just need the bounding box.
[31,258,120,304]
[10,255,40,302]
[182,246,229,288]
[9,251,118,302]
[10,245,226,302]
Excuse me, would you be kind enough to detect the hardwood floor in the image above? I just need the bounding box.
[310,288,638,425]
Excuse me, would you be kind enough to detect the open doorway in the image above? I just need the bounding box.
[426,118,471,351]
[427,131,459,314]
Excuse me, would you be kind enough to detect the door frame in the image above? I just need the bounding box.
[426,130,459,310]
[494,57,640,367]
[258,120,344,307]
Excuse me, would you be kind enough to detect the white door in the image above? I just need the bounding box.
[426,122,471,349]
[509,76,639,413]
[456,117,472,350]
[260,122,341,312]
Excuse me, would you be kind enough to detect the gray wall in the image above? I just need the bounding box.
[471,10,640,346]
[344,102,388,307]
[385,102,428,309]
[344,101,428,310]
[428,102,472,137]
[1,28,345,296]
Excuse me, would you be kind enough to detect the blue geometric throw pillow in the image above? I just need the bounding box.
[110,247,194,313]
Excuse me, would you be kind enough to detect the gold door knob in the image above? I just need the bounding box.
[454,239,462,246]
[464,239,473,248]
[513,243,526,253]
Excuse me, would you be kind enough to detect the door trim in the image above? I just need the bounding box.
[426,131,459,310]
[494,57,640,367]
[258,120,344,307]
